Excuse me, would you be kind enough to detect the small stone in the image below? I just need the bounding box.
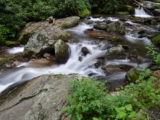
[81,47,90,56]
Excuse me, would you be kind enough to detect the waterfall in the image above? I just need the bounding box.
[7,46,24,54]
[135,7,152,18]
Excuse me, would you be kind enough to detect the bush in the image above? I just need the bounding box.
[0,25,10,45]
[63,77,108,120]
[146,45,160,65]
[64,70,160,120]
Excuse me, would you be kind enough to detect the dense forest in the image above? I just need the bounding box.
[0,0,135,45]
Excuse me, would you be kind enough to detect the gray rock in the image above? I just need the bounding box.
[54,40,70,63]
[154,9,160,14]
[19,16,80,55]
[94,23,107,30]
[0,74,78,120]
[142,1,158,9]
[106,21,125,34]
[142,1,160,8]
[81,47,90,56]
[107,45,125,55]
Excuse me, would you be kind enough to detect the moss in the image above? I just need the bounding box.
[5,41,17,46]
[151,33,160,46]
[110,36,123,42]
[78,9,91,17]
[154,4,160,9]
[117,11,129,15]
[58,16,80,29]
[18,32,32,45]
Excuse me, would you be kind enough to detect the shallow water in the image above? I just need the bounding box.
[0,15,156,93]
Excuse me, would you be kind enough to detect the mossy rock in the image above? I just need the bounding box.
[151,33,160,46]
[57,16,80,29]
[117,11,129,15]
[5,41,18,46]
[78,9,91,17]
[154,4,160,9]
[110,36,124,42]
[94,23,107,30]
[106,21,126,35]
[54,39,70,63]
[18,32,33,45]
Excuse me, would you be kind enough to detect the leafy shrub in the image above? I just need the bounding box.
[64,69,160,120]
[0,25,10,45]
[102,0,126,14]
[63,77,108,120]
[146,45,160,65]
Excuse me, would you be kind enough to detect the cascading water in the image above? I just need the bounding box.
[7,46,24,54]
[66,22,93,34]
[0,16,155,93]
[135,7,152,18]
[89,17,105,22]
[125,32,152,45]
[0,42,107,93]
[0,22,107,93]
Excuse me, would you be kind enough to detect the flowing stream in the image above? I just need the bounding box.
[0,16,156,93]
[135,7,153,18]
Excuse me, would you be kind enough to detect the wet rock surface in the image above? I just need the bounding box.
[106,21,125,34]
[20,16,80,55]
[0,74,78,120]
[54,40,70,63]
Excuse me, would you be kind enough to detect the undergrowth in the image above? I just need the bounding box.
[63,68,160,120]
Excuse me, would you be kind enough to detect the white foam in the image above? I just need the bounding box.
[135,7,152,18]
[7,46,24,54]
[0,42,107,93]
[107,17,119,22]
[125,33,152,45]
[89,17,105,22]
[66,22,93,34]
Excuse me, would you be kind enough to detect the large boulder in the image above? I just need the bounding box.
[106,21,126,34]
[19,16,80,55]
[0,74,78,120]
[94,23,107,30]
[107,45,125,55]
[142,1,159,9]
[85,29,123,41]
[54,40,70,63]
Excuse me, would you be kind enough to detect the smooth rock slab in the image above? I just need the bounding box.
[0,74,78,120]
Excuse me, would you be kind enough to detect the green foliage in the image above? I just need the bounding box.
[63,77,108,120]
[123,68,160,109]
[64,69,160,120]
[103,0,126,14]
[0,25,10,45]
[0,0,128,45]
[146,45,160,65]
